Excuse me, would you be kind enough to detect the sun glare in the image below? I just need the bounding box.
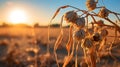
[8,9,28,24]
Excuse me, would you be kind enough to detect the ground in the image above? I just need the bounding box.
[0,27,120,67]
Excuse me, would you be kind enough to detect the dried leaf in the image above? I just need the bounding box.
[61,5,69,9]
[66,38,73,55]
[63,48,74,67]
[98,38,106,51]
[51,5,69,20]
[66,25,73,55]
[54,16,64,50]
[63,39,75,67]
[52,8,61,20]
[54,31,63,50]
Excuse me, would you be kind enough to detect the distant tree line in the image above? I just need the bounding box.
[34,23,69,28]
[0,22,69,28]
[0,22,12,27]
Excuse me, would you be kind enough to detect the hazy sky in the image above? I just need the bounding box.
[0,0,120,25]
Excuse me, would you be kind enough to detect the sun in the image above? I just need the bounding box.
[8,9,28,24]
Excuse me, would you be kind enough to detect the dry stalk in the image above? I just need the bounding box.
[89,13,120,34]
[48,5,69,53]
[86,15,89,30]
[63,40,75,67]
[75,41,80,67]
[106,21,118,61]
[108,42,118,61]
[66,25,73,56]
[49,1,120,67]
[98,37,106,51]
[104,17,120,33]
[89,47,96,67]
[83,49,87,63]
[114,14,120,23]
[54,15,64,50]
[114,25,117,43]
[91,11,120,33]
[109,11,120,16]
[54,16,64,67]
[54,29,63,67]
[114,21,119,42]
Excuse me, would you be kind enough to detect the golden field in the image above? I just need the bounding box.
[0,27,120,67]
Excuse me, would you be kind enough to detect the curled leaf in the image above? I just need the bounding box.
[63,43,74,67]
[66,25,73,56]
[54,31,63,50]
[89,48,96,67]
[61,5,69,9]
[52,5,69,20]
[52,8,61,20]
[54,15,64,50]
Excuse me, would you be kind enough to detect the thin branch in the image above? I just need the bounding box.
[110,11,120,15]
[54,15,64,67]
[115,14,120,22]
[86,15,89,29]
[104,17,120,33]
[68,5,88,14]
[75,41,80,67]
[89,14,97,24]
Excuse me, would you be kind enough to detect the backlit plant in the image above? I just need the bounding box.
[48,0,120,67]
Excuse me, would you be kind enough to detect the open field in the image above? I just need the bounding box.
[0,27,120,67]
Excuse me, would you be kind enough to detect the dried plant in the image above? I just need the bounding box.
[86,0,98,11]
[48,0,120,67]
[66,25,73,56]
[31,26,39,67]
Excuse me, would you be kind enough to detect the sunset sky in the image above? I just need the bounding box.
[0,0,120,26]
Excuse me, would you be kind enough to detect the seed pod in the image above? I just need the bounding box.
[100,29,108,37]
[74,17,85,29]
[97,20,104,26]
[82,38,93,49]
[64,11,78,23]
[98,7,109,18]
[73,29,86,41]
[92,33,101,42]
[86,0,97,11]
[87,28,94,35]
